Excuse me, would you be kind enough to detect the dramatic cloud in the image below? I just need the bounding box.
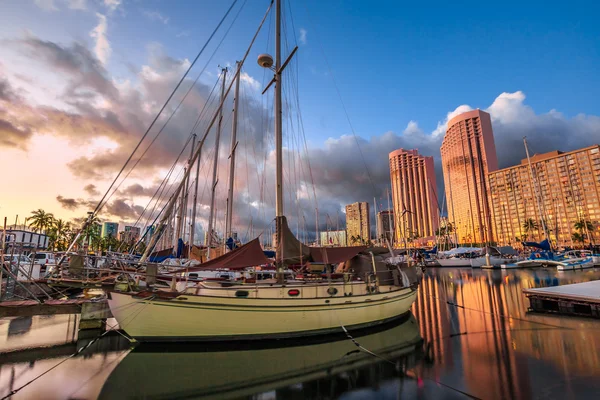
[3,27,600,240]
[84,184,100,196]
[90,13,111,65]
[299,28,307,45]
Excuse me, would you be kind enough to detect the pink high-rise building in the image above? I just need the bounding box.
[441,109,498,245]
[389,149,439,245]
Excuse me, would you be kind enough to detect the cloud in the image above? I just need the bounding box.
[34,0,87,11]
[0,119,32,149]
[176,30,191,38]
[90,13,111,65]
[103,0,121,12]
[299,28,307,45]
[84,184,100,196]
[240,72,260,91]
[3,31,600,239]
[66,0,87,10]
[34,0,58,11]
[105,198,144,219]
[143,10,169,25]
[56,195,80,210]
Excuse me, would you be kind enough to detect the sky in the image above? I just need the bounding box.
[1,0,599,241]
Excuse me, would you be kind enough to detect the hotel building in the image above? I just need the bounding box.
[488,145,600,247]
[389,149,439,245]
[440,109,498,244]
[345,202,370,245]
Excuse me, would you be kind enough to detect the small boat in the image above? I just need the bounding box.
[556,251,595,271]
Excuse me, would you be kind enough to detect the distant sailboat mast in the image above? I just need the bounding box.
[523,136,550,245]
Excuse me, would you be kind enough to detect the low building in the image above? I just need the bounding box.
[1,229,49,250]
[320,230,347,246]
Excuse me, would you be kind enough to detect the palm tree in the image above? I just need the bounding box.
[80,214,102,250]
[574,219,595,245]
[28,209,55,233]
[571,232,586,247]
[50,219,71,251]
[522,218,539,240]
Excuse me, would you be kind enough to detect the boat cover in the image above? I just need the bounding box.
[439,247,480,256]
[310,246,367,264]
[184,238,270,271]
[277,216,311,264]
[522,239,551,251]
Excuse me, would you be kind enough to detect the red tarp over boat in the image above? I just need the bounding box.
[309,245,367,264]
[182,238,270,272]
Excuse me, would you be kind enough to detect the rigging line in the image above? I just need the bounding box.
[92,0,240,218]
[301,2,377,196]
[124,132,197,249]
[100,8,240,212]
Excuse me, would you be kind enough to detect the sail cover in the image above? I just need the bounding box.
[277,216,311,265]
[183,238,270,271]
[522,239,551,251]
[309,246,367,264]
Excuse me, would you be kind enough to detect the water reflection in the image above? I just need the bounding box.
[1,268,600,399]
[414,267,600,399]
[99,314,423,399]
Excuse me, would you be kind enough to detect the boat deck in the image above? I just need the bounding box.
[523,280,600,318]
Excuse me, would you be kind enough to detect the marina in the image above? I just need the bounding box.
[1,267,600,399]
[1,0,600,399]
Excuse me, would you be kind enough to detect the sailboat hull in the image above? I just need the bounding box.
[107,284,417,341]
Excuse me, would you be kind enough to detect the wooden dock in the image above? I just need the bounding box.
[0,298,110,318]
[523,280,600,318]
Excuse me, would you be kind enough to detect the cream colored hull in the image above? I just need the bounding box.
[107,283,417,341]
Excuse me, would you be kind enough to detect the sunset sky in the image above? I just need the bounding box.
[1,0,599,241]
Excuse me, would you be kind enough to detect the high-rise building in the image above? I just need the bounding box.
[376,210,395,243]
[345,202,370,245]
[489,145,600,247]
[389,149,439,245]
[101,222,119,238]
[320,230,347,246]
[441,109,498,244]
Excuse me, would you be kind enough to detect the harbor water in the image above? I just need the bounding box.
[1,267,600,399]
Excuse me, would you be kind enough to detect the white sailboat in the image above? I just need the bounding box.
[106,1,419,342]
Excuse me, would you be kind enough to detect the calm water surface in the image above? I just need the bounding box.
[1,267,600,399]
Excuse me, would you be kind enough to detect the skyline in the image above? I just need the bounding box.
[1,0,600,241]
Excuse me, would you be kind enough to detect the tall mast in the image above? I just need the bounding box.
[189,134,201,247]
[315,207,319,245]
[523,137,550,244]
[387,187,393,246]
[275,0,283,219]
[182,134,196,241]
[225,62,241,245]
[206,67,227,259]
